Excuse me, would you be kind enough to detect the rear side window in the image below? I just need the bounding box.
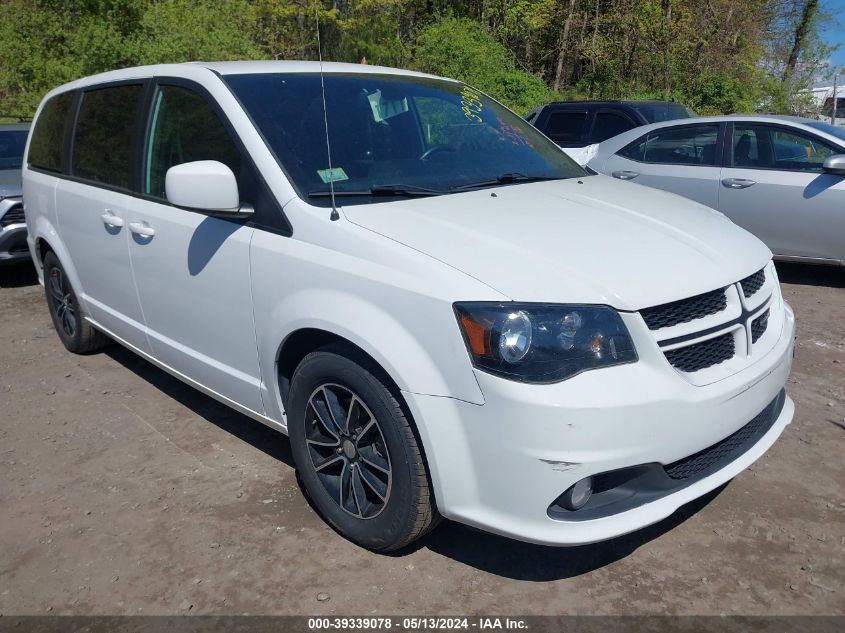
[29,92,74,173]
[619,124,720,166]
[544,111,587,145]
[72,85,143,189]
[144,85,242,199]
[591,111,635,143]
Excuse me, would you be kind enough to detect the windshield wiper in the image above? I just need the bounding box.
[308,183,446,198]
[450,172,565,192]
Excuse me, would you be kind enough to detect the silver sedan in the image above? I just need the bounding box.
[587,115,845,266]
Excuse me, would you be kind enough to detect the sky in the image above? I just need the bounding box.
[821,0,845,78]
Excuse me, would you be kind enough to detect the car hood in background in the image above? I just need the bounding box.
[0,176,23,195]
[342,175,772,311]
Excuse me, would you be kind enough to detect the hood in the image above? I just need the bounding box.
[342,175,772,311]
[0,174,22,196]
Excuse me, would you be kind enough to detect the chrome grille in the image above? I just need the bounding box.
[0,204,25,227]
[664,332,735,373]
[640,288,727,330]
[740,268,766,298]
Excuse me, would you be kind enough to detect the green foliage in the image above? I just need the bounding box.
[684,72,756,115]
[0,0,140,114]
[0,0,838,119]
[413,18,555,112]
[132,0,264,65]
[252,0,341,61]
[337,0,409,67]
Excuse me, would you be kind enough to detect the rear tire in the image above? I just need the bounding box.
[288,343,438,551]
[43,252,109,354]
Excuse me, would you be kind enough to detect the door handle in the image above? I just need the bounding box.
[128,221,155,237]
[100,210,124,228]
[612,170,639,180]
[721,178,756,189]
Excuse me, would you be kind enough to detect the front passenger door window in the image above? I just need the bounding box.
[145,86,242,198]
[771,129,834,171]
[731,125,836,173]
[720,124,844,261]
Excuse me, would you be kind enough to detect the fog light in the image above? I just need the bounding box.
[559,477,593,511]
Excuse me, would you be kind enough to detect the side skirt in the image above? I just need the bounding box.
[85,316,289,435]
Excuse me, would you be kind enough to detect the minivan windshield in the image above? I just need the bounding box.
[224,72,585,205]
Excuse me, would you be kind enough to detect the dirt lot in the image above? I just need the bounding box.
[0,261,842,616]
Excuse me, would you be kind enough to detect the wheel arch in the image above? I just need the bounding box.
[34,235,54,267]
[276,326,443,512]
[277,328,379,407]
[30,217,86,303]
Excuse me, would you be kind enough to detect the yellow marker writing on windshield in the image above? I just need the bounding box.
[460,85,483,123]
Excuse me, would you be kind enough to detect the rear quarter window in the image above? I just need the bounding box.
[29,92,74,173]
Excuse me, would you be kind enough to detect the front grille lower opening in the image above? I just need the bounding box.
[548,391,786,521]
[0,204,25,227]
[664,393,783,480]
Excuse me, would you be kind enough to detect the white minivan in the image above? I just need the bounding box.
[23,61,795,551]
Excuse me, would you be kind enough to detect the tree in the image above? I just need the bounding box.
[413,17,556,112]
[783,0,819,81]
[0,0,840,118]
[132,0,264,65]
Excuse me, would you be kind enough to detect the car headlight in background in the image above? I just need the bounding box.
[454,303,637,383]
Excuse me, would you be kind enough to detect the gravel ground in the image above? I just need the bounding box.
[0,261,842,616]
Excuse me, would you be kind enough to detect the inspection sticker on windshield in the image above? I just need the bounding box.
[317,167,349,184]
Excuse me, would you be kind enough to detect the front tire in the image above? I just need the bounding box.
[43,252,109,354]
[288,344,438,551]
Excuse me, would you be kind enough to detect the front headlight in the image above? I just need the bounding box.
[454,303,637,383]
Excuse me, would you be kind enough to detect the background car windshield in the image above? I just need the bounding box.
[805,120,845,144]
[0,130,28,170]
[224,73,584,205]
[630,103,696,123]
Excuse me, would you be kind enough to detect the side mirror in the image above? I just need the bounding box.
[165,160,252,216]
[822,154,845,176]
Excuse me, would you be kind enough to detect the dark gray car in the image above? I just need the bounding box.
[588,115,845,266]
[0,122,30,265]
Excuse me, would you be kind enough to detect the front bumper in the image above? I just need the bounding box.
[404,300,795,546]
[0,224,31,265]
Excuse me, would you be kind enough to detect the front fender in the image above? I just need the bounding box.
[256,287,486,424]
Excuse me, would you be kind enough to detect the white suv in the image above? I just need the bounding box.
[23,62,795,551]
